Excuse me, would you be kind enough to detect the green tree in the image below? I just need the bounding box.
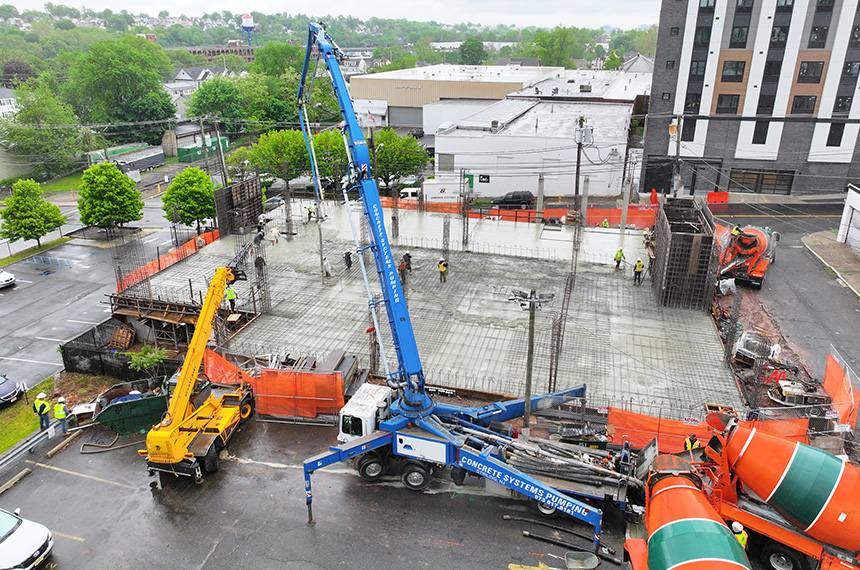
[165,49,210,67]
[604,50,622,70]
[458,37,486,65]
[0,82,80,180]
[0,4,19,18]
[161,167,215,233]
[125,345,167,376]
[250,42,303,76]
[187,76,243,125]
[248,129,309,187]
[77,163,144,229]
[0,179,65,247]
[157,10,169,18]
[634,25,658,56]
[0,60,37,87]
[373,128,430,188]
[225,146,253,180]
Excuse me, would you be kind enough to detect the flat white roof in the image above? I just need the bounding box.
[354,64,564,85]
[509,69,652,103]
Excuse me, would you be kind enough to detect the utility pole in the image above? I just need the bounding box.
[199,117,211,175]
[212,119,228,186]
[508,289,554,438]
[574,117,592,213]
[672,114,682,197]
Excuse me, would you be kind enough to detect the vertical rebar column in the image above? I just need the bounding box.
[724,287,743,365]
[442,215,450,260]
[368,293,381,374]
[461,170,470,249]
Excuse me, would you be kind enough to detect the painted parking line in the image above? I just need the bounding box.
[34,337,67,343]
[67,319,99,325]
[25,461,131,489]
[52,531,85,542]
[0,356,57,365]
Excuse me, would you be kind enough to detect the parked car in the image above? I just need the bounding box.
[402,175,419,186]
[263,196,285,212]
[400,188,420,200]
[0,508,53,569]
[407,128,424,138]
[492,191,536,209]
[0,269,14,289]
[0,374,23,409]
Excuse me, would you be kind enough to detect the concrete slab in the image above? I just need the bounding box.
[148,201,742,420]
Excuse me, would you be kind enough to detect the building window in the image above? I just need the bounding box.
[797,61,824,83]
[728,168,794,194]
[695,26,712,47]
[757,94,776,114]
[809,26,828,48]
[716,94,741,114]
[722,61,746,82]
[763,60,782,80]
[752,121,769,144]
[791,95,817,114]
[737,0,754,10]
[685,92,702,112]
[700,0,716,8]
[662,92,672,100]
[776,0,793,9]
[816,0,834,11]
[670,27,680,36]
[852,26,860,46]
[666,60,676,69]
[681,119,697,141]
[844,61,860,79]
[834,96,853,116]
[771,26,789,46]
[827,123,845,146]
[730,26,749,48]
[690,60,707,76]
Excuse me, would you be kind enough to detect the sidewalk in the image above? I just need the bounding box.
[803,231,860,297]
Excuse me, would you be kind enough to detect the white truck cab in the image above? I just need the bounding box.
[337,383,394,444]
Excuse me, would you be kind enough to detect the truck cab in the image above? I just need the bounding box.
[337,383,393,444]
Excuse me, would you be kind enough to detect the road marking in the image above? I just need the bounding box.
[67,319,99,325]
[161,240,173,246]
[52,531,85,542]
[25,461,131,488]
[143,238,159,244]
[35,337,66,342]
[722,214,841,218]
[0,356,57,365]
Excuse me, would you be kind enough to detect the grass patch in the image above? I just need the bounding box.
[41,173,84,195]
[0,237,71,267]
[0,373,117,454]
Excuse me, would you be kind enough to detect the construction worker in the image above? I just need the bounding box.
[684,433,700,450]
[403,251,412,272]
[731,225,741,237]
[601,218,609,228]
[33,392,50,430]
[343,250,353,270]
[438,258,448,282]
[54,396,69,436]
[323,256,332,278]
[731,522,748,550]
[270,226,279,245]
[306,203,314,223]
[226,286,237,312]
[614,248,626,271]
[633,258,644,285]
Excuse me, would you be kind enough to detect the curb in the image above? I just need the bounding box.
[802,240,860,299]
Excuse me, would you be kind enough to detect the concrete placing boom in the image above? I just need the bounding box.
[298,22,603,545]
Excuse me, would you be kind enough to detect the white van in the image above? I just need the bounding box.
[400,188,419,199]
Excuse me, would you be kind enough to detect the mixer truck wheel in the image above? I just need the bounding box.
[530,499,560,518]
[400,462,431,491]
[760,541,808,570]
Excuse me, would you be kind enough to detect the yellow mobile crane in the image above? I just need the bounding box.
[140,244,255,483]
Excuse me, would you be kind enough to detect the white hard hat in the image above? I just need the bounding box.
[58,397,65,403]
[731,522,743,533]
[637,258,642,262]
[37,392,46,399]
[406,251,410,254]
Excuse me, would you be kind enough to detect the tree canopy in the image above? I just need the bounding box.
[372,128,430,188]
[0,178,65,246]
[161,167,216,232]
[458,37,487,65]
[77,162,144,229]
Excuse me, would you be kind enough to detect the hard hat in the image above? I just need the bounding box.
[732,522,743,533]
[637,258,642,262]
[37,392,46,399]
[58,397,65,403]
[406,251,410,254]
[690,433,696,438]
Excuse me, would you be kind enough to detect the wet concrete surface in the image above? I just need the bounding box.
[0,421,625,570]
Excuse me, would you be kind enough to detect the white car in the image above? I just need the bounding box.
[0,508,53,569]
[0,269,14,289]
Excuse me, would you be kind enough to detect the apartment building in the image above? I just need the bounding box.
[644,0,860,195]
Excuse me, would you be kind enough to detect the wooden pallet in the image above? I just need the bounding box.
[106,327,135,350]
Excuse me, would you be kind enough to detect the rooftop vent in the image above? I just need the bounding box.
[580,84,592,92]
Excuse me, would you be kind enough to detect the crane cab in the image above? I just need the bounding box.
[337,384,393,444]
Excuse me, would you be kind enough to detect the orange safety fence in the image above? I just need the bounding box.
[466,207,570,223]
[203,349,252,384]
[585,205,657,229]
[607,407,809,451]
[118,230,220,292]
[822,354,860,428]
[378,197,461,214]
[246,369,344,418]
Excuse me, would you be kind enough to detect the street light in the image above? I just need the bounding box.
[373,142,384,188]
[508,289,554,437]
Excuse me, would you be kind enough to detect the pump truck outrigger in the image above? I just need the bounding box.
[139,243,255,483]
[297,21,603,546]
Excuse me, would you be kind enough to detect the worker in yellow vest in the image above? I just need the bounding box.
[54,396,69,436]
[33,392,50,431]
[684,433,700,450]
[601,218,609,228]
[633,258,645,285]
[226,286,237,312]
[731,522,748,550]
[614,248,626,271]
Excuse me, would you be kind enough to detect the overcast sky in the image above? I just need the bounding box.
[11,0,661,30]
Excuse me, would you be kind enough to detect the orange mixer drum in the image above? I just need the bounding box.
[646,455,751,570]
[722,420,860,551]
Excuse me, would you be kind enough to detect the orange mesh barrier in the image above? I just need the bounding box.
[246,369,344,418]
[118,230,219,291]
[739,418,809,443]
[822,354,859,427]
[377,198,461,214]
[203,348,250,384]
[586,206,657,229]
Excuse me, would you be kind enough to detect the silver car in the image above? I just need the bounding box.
[0,270,14,289]
[0,508,53,569]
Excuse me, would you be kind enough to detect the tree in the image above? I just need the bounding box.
[0,4,19,18]
[373,128,430,188]
[126,345,167,377]
[248,129,309,186]
[634,25,658,56]
[0,82,80,180]
[459,37,486,65]
[0,60,37,87]
[54,19,75,30]
[187,77,243,123]
[604,50,622,70]
[165,49,209,67]
[161,167,216,233]
[250,42,303,76]
[0,179,65,247]
[77,163,144,229]
[157,10,169,18]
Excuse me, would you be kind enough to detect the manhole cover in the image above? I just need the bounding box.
[41,270,54,276]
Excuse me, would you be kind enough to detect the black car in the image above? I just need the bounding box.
[0,374,23,408]
[263,196,285,212]
[407,128,424,139]
[491,191,536,209]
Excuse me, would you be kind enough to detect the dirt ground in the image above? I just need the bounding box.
[47,371,118,407]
